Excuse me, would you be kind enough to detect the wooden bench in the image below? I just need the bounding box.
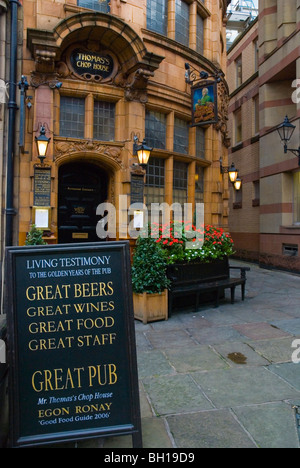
[166,259,250,315]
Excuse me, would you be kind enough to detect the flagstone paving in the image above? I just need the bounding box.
[101,262,300,448]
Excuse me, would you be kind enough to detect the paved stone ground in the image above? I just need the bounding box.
[101,261,300,449]
[44,261,300,449]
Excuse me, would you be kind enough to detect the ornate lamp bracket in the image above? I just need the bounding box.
[185,63,224,87]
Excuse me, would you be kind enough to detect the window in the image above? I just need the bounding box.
[293,172,300,224]
[147,0,168,35]
[236,55,242,87]
[254,38,259,72]
[77,0,110,12]
[283,244,298,257]
[233,185,242,209]
[174,117,189,154]
[195,165,204,204]
[234,108,242,145]
[252,180,260,207]
[145,158,165,221]
[175,0,190,47]
[253,95,259,135]
[145,158,165,201]
[196,127,205,159]
[93,100,115,141]
[173,161,188,205]
[59,96,85,138]
[196,14,204,54]
[145,110,166,149]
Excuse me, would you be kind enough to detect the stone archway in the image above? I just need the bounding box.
[27,12,164,100]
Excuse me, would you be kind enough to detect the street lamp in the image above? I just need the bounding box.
[220,158,241,189]
[133,137,153,170]
[35,126,51,165]
[228,163,239,184]
[233,177,242,191]
[277,116,300,166]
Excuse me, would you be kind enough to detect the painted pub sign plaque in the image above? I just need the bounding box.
[69,48,117,82]
[191,81,218,127]
[6,242,142,447]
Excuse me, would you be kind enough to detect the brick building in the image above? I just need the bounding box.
[1,0,231,252]
[227,17,260,262]
[228,0,300,272]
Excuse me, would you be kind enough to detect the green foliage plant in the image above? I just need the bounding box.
[131,229,170,294]
[25,224,47,246]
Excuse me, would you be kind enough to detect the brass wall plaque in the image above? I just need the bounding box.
[72,233,89,239]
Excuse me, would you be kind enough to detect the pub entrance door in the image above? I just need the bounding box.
[58,162,108,244]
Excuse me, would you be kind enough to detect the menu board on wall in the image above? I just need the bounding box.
[6,242,142,448]
[34,167,51,207]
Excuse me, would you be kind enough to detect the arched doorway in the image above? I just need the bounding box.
[58,162,108,244]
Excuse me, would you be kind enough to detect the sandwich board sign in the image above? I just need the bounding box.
[5,241,142,448]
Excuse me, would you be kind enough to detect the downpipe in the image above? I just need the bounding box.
[5,0,20,247]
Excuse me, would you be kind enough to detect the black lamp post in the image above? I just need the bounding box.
[277,116,300,166]
[35,126,51,165]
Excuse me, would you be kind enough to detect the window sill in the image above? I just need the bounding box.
[231,142,243,153]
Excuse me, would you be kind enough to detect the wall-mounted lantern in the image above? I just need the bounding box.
[35,126,51,165]
[277,116,300,166]
[220,158,242,190]
[133,136,153,170]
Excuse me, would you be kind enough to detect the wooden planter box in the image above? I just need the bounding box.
[133,290,168,324]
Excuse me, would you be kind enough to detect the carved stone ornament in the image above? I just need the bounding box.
[122,68,155,104]
[54,140,125,169]
[214,78,231,149]
[30,72,61,89]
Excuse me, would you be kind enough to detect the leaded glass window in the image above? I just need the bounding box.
[196,127,205,159]
[173,161,188,205]
[77,0,110,13]
[145,110,166,150]
[145,158,165,222]
[175,0,190,47]
[147,0,168,35]
[93,100,115,141]
[195,165,204,204]
[59,96,85,138]
[174,117,189,154]
[196,14,204,54]
[145,157,165,202]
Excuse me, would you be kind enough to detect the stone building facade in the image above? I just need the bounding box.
[228,0,300,272]
[6,0,230,248]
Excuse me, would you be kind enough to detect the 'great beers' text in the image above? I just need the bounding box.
[26,282,114,301]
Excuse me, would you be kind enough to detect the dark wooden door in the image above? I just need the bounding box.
[58,162,108,244]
